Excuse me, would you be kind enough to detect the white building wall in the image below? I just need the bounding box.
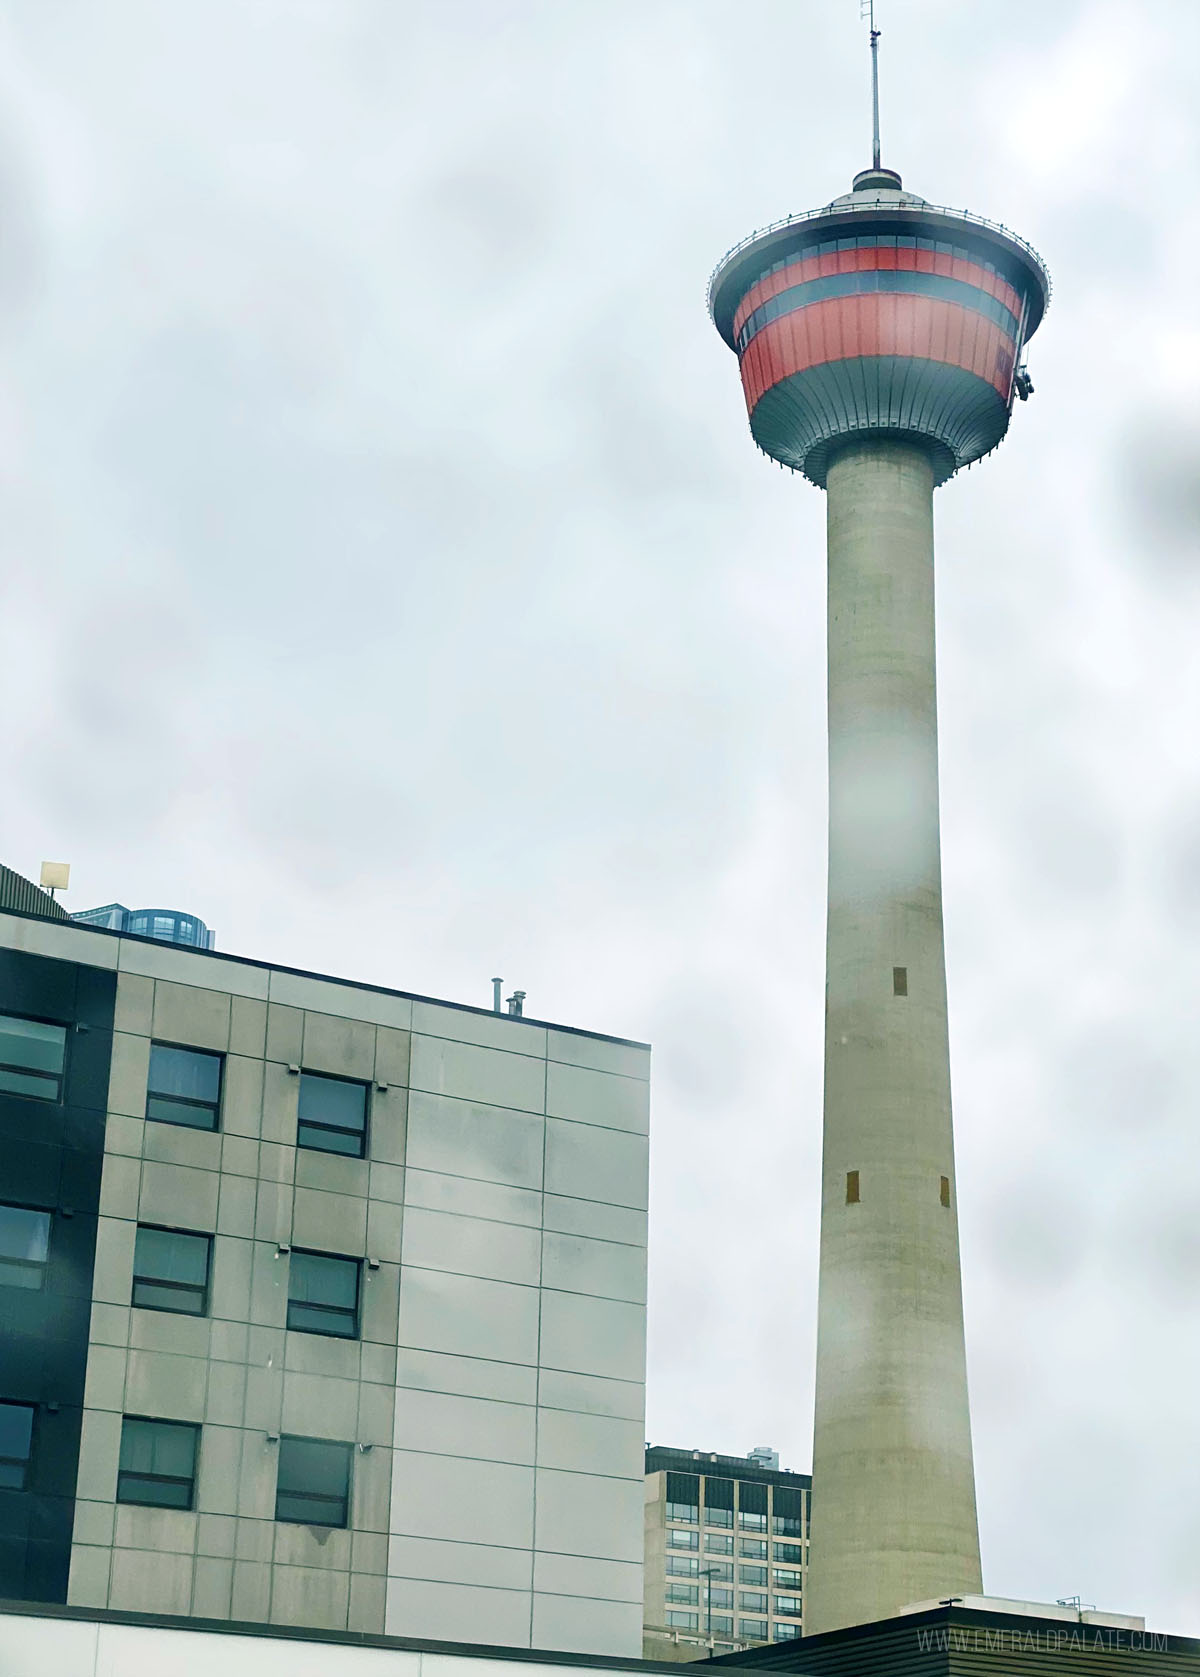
[0,912,648,1658]
[386,999,649,1655]
[0,1609,653,1677]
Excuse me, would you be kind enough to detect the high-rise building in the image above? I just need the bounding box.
[0,886,650,1654]
[707,134,1049,1632]
[642,1446,811,1659]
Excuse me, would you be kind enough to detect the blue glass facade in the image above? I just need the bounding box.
[71,906,214,950]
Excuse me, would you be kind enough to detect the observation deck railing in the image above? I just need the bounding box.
[708,197,1051,318]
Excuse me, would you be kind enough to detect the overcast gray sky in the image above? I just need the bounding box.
[2,0,1198,1634]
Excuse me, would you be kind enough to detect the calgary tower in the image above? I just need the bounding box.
[707,14,1050,1637]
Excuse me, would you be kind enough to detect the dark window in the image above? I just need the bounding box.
[773,1539,804,1562]
[774,1624,802,1641]
[846,1169,860,1205]
[739,1591,768,1613]
[774,1569,803,1589]
[893,965,908,996]
[710,1615,733,1636]
[702,1562,733,1583]
[297,1073,368,1158]
[739,1617,768,1640]
[738,1481,767,1530]
[775,1595,803,1617]
[132,1226,212,1315]
[0,1401,34,1489]
[0,1013,66,1102]
[941,1174,952,1208]
[917,237,934,251]
[117,1417,199,1509]
[739,1539,767,1559]
[836,238,856,251]
[666,1611,698,1630]
[666,1471,700,1523]
[667,1583,699,1605]
[0,1203,51,1289]
[275,1434,352,1527]
[705,1532,733,1554]
[708,1586,734,1609]
[287,1250,361,1339]
[146,1043,222,1131]
[740,1564,767,1586]
[877,234,897,248]
[897,234,916,248]
[773,1486,806,1537]
[668,1529,699,1550]
[667,1555,699,1577]
[704,1475,734,1528]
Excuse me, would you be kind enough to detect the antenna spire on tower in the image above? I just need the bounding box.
[861,0,882,169]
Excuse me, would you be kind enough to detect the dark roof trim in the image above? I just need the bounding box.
[646,1446,811,1489]
[705,1603,1196,1667]
[0,1596,752,1670]
[0,903,650,1051]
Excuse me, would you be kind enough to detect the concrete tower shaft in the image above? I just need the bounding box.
[708,173,1048,1637]
[815,439,979,1631]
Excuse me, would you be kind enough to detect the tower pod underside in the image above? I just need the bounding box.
[709,185,1050,487]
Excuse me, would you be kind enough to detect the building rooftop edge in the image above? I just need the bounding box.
[0,902,651,1052]
[0,1598,717,1672]
[645,1445,811,1487]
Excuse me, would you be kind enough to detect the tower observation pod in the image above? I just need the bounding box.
[708,168,1049,1635]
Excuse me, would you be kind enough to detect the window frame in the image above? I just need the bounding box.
[145,1041,224,1132]
[131,1225,213,1316]
[0,1011,67,1104]
[286,1248,362,1340]
[0,1400,35,1491]
[296,1070,370,1159]
[116,1416,199,1510]
[274,1434,353,1528]
[0,1202,52,1290]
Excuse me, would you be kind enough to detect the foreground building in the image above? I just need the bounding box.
[643,1446,811,1659]
[0,879,650,1653]
[708,141,1050,1630]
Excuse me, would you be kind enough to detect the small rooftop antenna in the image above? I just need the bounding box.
[861,0,882,169]
[39,861,70,901]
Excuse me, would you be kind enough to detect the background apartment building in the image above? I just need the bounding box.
[643,1445,811,1659]
[0,869,650,1655]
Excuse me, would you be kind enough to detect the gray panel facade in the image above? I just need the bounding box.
[0,908,649,1656]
